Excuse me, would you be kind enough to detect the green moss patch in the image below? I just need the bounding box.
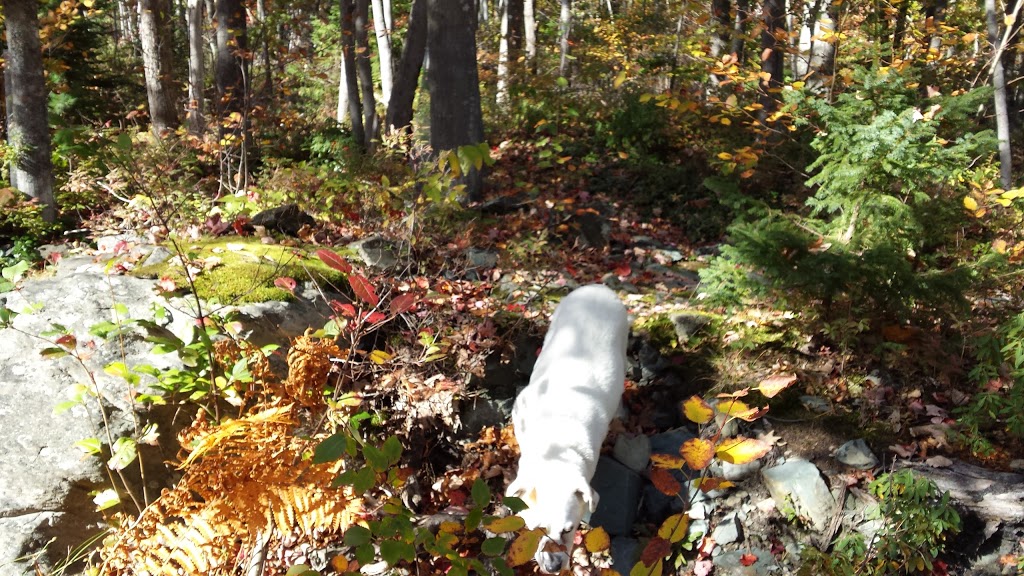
[132,238,352,304]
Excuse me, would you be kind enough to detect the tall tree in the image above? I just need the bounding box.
[370,0,394,105]
[524,0,536,72]
[385,0,427,133]
[758,0,784,116]
[558,0,571,77]
[355,0,379,148]
[214,0,249,188]
[497,0,524,105]
[427,0,485,201]
[340,0,366,147]
[186,0,206,134]
[139,0,180,135]
[2,0,55,222]
[987,0,1015,187]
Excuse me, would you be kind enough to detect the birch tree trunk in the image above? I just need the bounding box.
[139,0,180,135]
[2,0,55,222]
[371,0,394,105]
[498,0,524,104]
[558,0,572,77]
[524,0,537,72]
[337,53,350,123]
[186,0,206,134]
[385,0,427,133]
[987,0,1014,188]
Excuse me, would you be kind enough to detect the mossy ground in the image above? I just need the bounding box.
[131,238,352,304]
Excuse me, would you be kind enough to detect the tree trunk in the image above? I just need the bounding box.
[385,0,427,133]
[2,0,55,222]
[341,0,367,148]
[337,52,350,123]
[924,0,948,53]
[428,0,485,202]
[186,0,206,134]
[371,0,394,106]
[139,0,180,135]
[524,0,536,72]
[758,0,784,116]
[732,0,748,62]
[256,0,274,103]
[558,0,572,77]
[118,0,139,44]
[987,0,1014,188]
[214,0,249,189]
[710,0,731,59]
[498,0,524,105]
[355,0,379,149]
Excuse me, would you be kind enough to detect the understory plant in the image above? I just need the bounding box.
[700,65,994,325]
[801,469,961,575]
[957,310,1024,454]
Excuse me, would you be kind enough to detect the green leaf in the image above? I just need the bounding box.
[107,437,138,470]
[471,477,491,508]
[284,565,320,576]
[103,362,131,380]
[313,433,351,463]
[93,488,120,511]
[364,443,389,472]
[89,321,120,338]
[343,524,372,547]
[39,347,68,359]
[354,543,375,565]
[481,536,507,556]
[379,540,415,565]
[53,400,80,415]
[2,260,31,283]
[465,507,483,531]
[334,467,376,493]
[382,435,402,467]
[74,437,102,456]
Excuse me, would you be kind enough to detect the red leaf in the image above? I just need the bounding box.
[348,274,380,306]
[156,276,177,293]
[639,536,671,567]
[650,468,682,496]
[330,300,357,318]
[317,249,352,273]
[363,311,386,325]
[613,261,631,278]
[274,276,297,293]
[740,553,758,566]
[390,293,418,315]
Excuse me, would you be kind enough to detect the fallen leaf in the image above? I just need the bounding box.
[584,526,611,552]
[925,455,953,467]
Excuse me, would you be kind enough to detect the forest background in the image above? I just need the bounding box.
[1,0,1024,572]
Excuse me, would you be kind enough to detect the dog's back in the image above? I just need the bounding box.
[512,284,628,480]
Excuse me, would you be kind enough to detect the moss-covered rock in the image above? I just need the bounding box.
[131,238,352,304]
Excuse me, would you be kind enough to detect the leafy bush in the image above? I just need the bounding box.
[802,469,960,575]
[956,311,1024,454]
[700,66,993,322]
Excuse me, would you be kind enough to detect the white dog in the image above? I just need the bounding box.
[506,284,628,573]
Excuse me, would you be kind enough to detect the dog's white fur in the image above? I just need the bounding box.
[506,284,628,573]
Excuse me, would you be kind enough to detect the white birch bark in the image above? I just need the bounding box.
[371,0,394,105]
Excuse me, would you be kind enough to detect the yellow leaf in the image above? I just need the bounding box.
[630,559,663,576]
[681,437,715,470]
[717,152,734,161]
[682,395,715,424]
[508,529,544,567]
[584,526,611,552]
[656,513,689,543]
[618,151,630,159]
[716,436,771,465]
[484,515,525,534]
[721,117,732,126]
[613,70,628,89]
[963,196,978,211]
[1006,13,1016,26]
[993,239,1008,254]
[369,350,392,365]
[792,81,805,90]
[650,453,686,469]
[757,373,797,398]
[1001,188,1024,200]
[716,398,752,417]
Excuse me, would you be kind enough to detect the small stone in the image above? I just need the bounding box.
[711,512,743,546]
[761,459,836,532]
[590,456,643,536]
[348,235,399,269]
[835,438,879,470]
[671,312,710,344]
[612,433,651,473]
[465,248,498,269]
